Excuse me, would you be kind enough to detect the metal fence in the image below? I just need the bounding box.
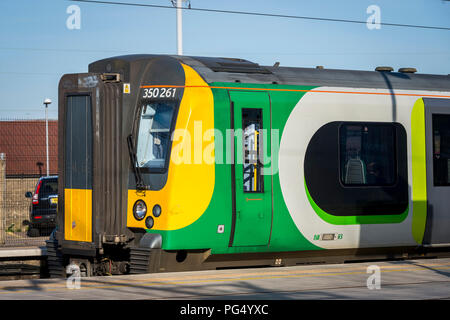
[0,119,58,247]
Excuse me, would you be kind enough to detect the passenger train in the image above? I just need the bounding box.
[47,55,450,276]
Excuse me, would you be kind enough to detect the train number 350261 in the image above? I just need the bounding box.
[142,87,177,99]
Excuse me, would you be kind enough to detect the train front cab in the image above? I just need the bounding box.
[51,56,278,275]
[52,56,221,276]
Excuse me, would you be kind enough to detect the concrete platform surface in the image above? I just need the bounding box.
[0,246,46,258]
[0,258,449,300]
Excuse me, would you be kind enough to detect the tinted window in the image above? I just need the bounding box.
[340,123,396,186]
[432,114,450,186]
[304,121,408,217]
[40,179,58,195]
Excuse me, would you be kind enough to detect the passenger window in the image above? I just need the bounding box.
[432,114,450,186]
[340,123,396,186]
[242,109,263,193]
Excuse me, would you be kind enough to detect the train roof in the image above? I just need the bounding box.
[89,54,450,92]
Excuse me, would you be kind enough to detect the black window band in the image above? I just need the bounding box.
[304,121,408,217]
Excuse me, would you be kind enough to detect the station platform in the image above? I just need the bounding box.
[0,246,47,258]
[0,257,448,300]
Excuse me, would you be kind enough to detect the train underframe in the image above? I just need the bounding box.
[45,235,450,278]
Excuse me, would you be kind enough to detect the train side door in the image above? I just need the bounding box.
[229,91,272,247]
[423,98,450,245]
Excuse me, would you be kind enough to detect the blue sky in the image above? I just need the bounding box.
[0,0,449,119]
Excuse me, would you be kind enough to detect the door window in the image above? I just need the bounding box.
[432,114,450,186]
[242,108,263,193]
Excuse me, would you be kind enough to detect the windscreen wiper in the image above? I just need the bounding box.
[127,134,149,190]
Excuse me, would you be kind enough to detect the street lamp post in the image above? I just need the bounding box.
[44,98,51,176]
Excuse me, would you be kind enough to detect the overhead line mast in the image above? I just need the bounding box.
[172,0,191,55]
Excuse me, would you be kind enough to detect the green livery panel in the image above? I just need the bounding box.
[148,82,321,254]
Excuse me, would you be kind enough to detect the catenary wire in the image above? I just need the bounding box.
[70,0,450,31]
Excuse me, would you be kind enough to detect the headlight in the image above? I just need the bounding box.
[152,204,162,217]
[145,216,154,229]
[133,200,147,221]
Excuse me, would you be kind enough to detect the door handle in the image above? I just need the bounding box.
[236,210,241,220]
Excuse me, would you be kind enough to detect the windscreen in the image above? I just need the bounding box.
[136,101,175,170]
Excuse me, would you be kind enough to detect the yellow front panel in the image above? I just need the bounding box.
[127,63,215,231]
[64,189,92,242]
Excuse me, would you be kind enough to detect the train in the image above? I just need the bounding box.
[47,54,450,277]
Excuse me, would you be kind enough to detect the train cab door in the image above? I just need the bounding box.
[423,98,450,245]
[63,94,93,243]
[229,91,273,247]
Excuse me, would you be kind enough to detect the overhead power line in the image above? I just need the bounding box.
[0,47,130,54]
[70,0,450,31]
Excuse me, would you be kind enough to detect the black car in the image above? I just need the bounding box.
[25,176,58,237]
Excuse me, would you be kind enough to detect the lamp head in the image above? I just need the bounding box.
[44,98,52,105]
